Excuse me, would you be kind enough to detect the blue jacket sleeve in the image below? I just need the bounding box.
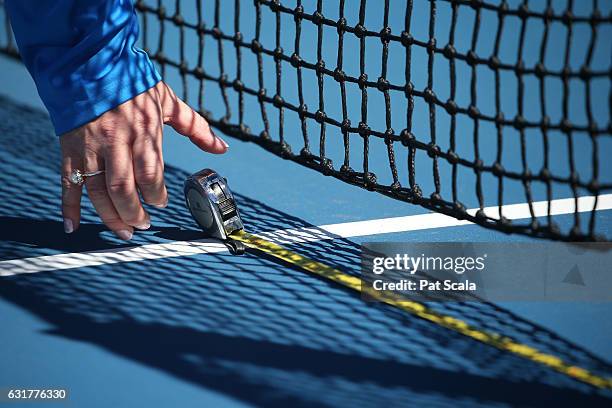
[5,0,161,135]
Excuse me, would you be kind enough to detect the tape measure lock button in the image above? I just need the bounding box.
[226,239,247,255]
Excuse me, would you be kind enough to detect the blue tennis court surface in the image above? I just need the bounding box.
[1,1,612,406]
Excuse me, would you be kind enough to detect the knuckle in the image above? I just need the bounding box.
[137,127,163,149]
[135,167,162,187]
[98,119,119,139]
[133,113,155,130]
[107,179,133,197]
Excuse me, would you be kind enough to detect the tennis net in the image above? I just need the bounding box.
[1,0,611,241]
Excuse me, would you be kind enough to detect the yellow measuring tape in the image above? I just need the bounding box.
[230,230,612,389]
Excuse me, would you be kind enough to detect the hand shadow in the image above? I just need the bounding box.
[0,216,207,256]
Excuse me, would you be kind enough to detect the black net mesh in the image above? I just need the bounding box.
[0,96,611,405]
[0,1,611,242]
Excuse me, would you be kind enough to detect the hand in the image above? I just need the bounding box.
[60,81,228,240]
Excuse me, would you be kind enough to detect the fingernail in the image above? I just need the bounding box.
[134,220,151,230]
[116,229,133,241]
[63,219,74,234]
[212,130,229,148]
[152,199,168,208]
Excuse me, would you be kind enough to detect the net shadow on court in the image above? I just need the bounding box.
[0,97,611,406]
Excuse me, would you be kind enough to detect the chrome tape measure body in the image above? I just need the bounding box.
[184,169,244,241]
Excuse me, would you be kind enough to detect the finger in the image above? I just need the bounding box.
[133,125,168,208]
[105,142,150,230]
[105,143,151,229]
[158,82,229,153]
[84,152,134,241]
[61,154,82,234]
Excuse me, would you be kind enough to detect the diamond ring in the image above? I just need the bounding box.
[69,169,105,186]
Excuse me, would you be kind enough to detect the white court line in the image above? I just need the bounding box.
[1,194,611,277]
[256,194,612,244]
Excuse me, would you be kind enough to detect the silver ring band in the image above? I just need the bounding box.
[69,169,105,186]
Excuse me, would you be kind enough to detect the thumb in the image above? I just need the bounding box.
[158,82,229,154]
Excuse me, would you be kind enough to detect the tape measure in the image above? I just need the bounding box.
[183,168,612,389]
[184,169,246,254]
